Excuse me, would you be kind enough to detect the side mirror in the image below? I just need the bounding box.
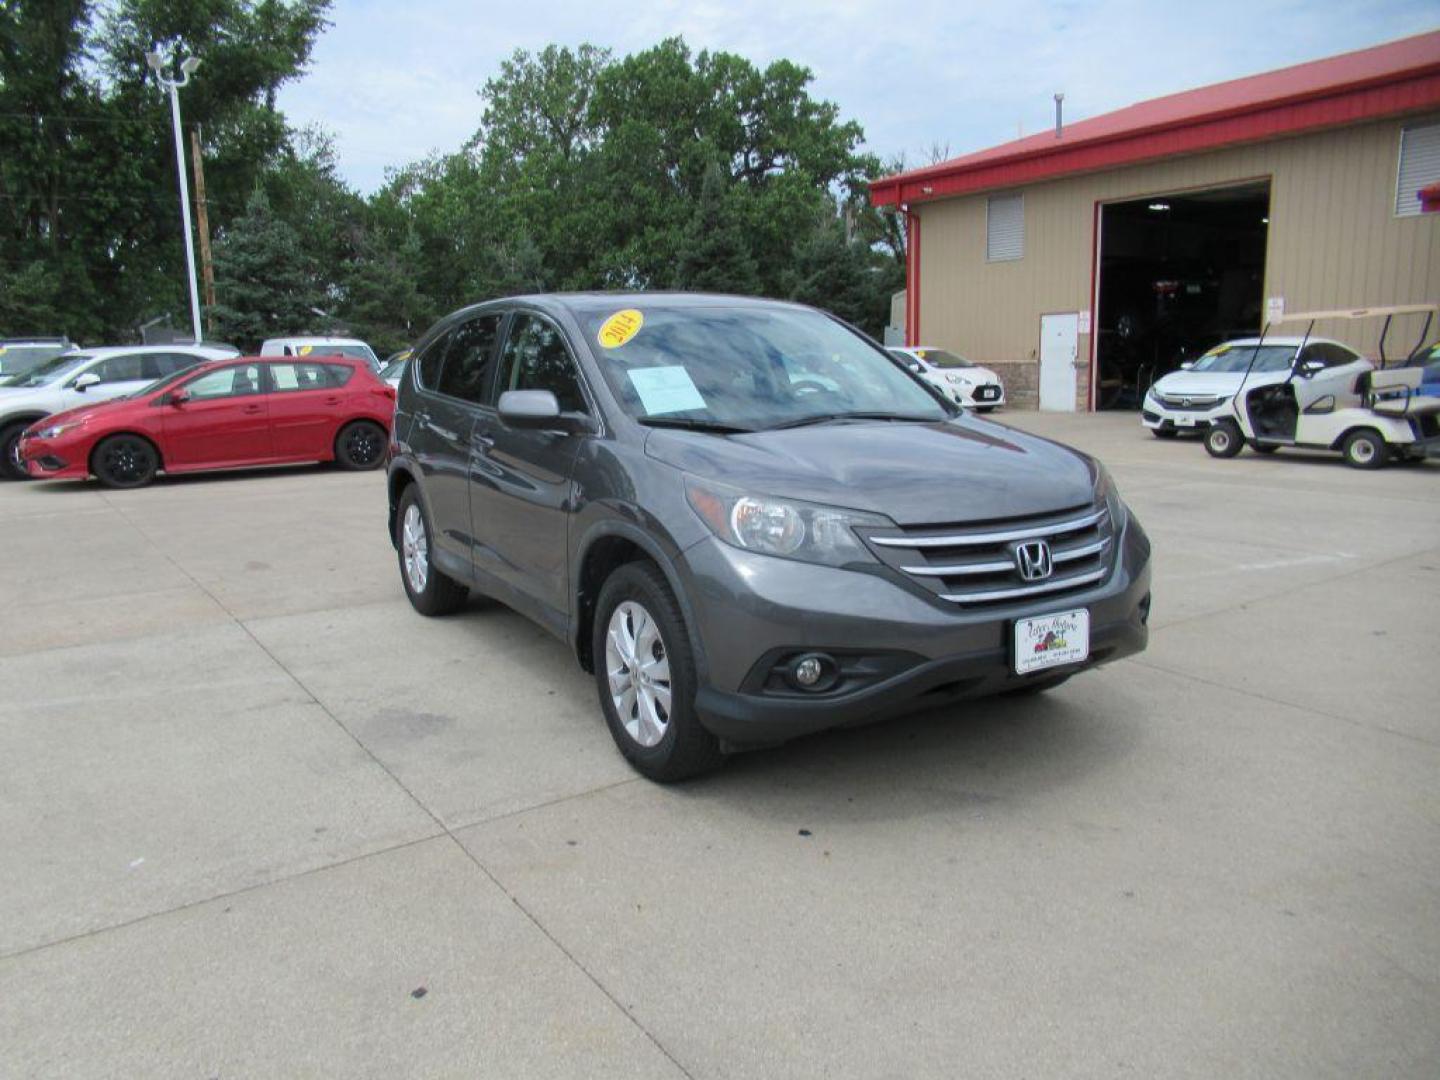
[168,388,192,406]
[497,389,589,433]
[1297,359,1324,378]
[73,372,100,391]
[1179,360,1195,371]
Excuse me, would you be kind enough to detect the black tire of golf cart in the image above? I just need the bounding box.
[1204,421,1243,459]
[1341,429,1387,470]
[0,421,32,480]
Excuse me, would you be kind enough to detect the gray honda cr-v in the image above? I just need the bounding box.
[387,294,1150,780]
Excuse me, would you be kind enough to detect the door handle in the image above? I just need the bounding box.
[243,404,264,414]
[325,396,341,405]
[473,433,495,450]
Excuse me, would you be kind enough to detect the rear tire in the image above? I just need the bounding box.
[593,561,724,782]
[92,434,159,489]
[396,486,468,615]
[335,420,387,470]
[1341,429,1386,470]
[1204,420,1243,459]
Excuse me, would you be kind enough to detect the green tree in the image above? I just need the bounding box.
[209,187,324,348]
[674,163,760,295]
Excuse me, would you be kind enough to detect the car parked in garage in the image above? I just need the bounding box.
[888,346,1005,411]
[17,355,394,488]
[386,294,1150,781]
[0,343,237,479]
[1141,336,1367,437]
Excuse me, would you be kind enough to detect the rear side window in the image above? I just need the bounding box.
[436,315,502,404]
[497,314,588,413]
[266,362,353,392]
[414,332,451,391]
[145,353,202,379]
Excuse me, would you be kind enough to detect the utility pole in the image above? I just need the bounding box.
[190,125,217,333]
[146,49,203,343]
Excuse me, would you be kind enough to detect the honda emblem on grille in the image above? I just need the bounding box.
[1014,540,1053,581]
[1180,396,1192,407]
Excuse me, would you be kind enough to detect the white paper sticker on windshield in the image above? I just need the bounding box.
[628,366,706,415]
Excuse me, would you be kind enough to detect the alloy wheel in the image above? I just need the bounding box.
[345,423,383,466]
[605,600,672,748]
[401,503,429,594]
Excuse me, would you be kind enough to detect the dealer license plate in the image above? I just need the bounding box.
[1174,414,1197,427]
[1014,609,1090,674]
[977,386,999,400]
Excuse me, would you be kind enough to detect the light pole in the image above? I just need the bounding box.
[145,49,204,344]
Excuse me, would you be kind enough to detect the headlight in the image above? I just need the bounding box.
[35,421,80,439]
[685,478,888,566]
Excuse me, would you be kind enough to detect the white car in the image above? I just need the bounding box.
[1142,336,1368,437]
[260,336,380,372]
[0,344,237,479]
[888,346,1005,411]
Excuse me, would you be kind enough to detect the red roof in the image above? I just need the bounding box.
[871,30,1440,207]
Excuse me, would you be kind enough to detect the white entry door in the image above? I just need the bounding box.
[1039,313,1079,412]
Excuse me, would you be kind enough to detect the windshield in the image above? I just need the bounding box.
[1189,344,1297,374]
[380,358,407,380]
[0,344,71,378]
[295,343,377,366]
[7,352,93,389]
[913,348,974,369]
[581,305,950,430]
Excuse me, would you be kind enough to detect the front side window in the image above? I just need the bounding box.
[414,331,451,390]
[497,315,588,413]
[435,315,502,404]
[91,353,146,384]
[182,364,262,400]
[580,304,949,429]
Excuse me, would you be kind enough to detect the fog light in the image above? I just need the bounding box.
[794,656,824,687]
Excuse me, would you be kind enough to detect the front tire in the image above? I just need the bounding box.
[0,421,31,480]
[1204,420,1243,459]
[396,486,468,615]
[593,561,724,782]
[1342,429,1386,470]
[92,434,159,488]
[335,420,387,470]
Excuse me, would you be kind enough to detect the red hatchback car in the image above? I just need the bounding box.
[19,356,395,488]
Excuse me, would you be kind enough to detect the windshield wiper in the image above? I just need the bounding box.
[763,412,940,431]
[637,416,755,434]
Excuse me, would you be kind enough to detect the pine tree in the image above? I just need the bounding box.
[673,162,761,295]
[209,189,326,349]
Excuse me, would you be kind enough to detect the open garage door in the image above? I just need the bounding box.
[1094,181,1270,410]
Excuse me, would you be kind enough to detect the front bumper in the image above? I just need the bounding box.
[677,513,1151,745]
[1141,397,1226,432]
[19,432,87,478]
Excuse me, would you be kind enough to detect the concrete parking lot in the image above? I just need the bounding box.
[2,412,1437,1079]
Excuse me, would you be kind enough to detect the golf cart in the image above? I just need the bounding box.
[1202,304,1440,469]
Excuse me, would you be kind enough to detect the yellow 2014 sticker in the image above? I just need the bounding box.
[597,309,643,349]
[298,344,314,356]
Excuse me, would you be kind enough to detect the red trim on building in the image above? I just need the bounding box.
[871,31,1440,207]
[905,210,921,345]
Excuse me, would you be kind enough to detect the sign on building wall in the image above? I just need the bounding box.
[1266,296,1285,325]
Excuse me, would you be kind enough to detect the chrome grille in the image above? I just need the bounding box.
[862,504,1113,606]
[1158,393,1221,412]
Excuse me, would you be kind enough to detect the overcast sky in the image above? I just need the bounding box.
[276,0,1439,193]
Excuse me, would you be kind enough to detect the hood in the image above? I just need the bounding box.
[1150,370,1276,397]
[645,418,1097,526]
[929,367,997,384]
[27,398,133,430]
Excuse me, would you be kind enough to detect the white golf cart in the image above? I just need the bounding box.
[1202,304,1440,469]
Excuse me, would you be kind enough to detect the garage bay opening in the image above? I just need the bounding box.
[1095,180,1270,409]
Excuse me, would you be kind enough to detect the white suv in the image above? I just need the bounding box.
[889,346,1006,411]
[1142,337,1368,437]
[0,344,237,479]
[260,336,380,372]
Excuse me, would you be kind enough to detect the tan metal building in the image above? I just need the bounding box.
[871,31,1440,410]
